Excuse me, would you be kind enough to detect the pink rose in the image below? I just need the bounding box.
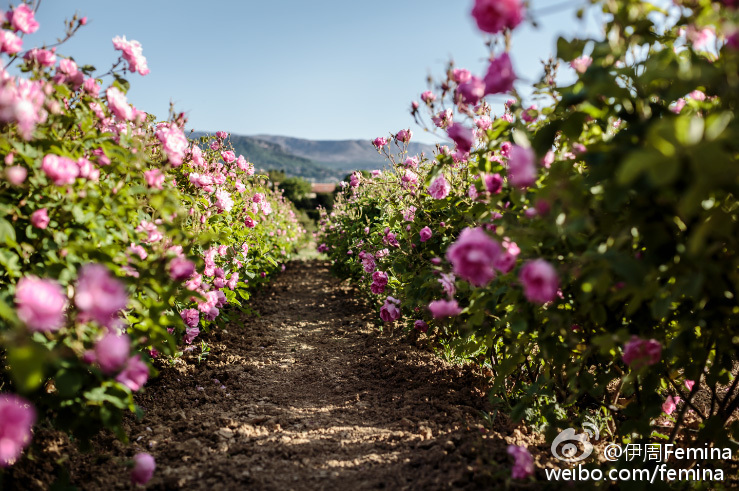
[94,333,131,374]
[493,239,519,273]
[507,444,534,479]
[6,165,27,185]
[75,263,128,326]
[184,325,200,344]
[519,259,559,303]
[372,137,388,148]
[685,380,695,391]
[15,276,67,332]
[42,154,79,185]
[452,68,472,84]
[116,354,149,391]
[446,227,501,287]
[484,53,516,95]
[143,169,164,189]
[156,124,188,166]
[24,48,56,67]
[419,226,433,243]
[570,55,592,74]
[380,297,401,322]
[484,173,503,194]
[471,0,524,34]
[130,453,156,485]
[9,4,40,34]
[447,123,475,153]
[0,394,36,468]
[106,87,134,121]
[83,77,101,97]
[622,336,662,369]
[420,91,436,103]
[30,208,50,229]
[507,145,537,188]
[396,129,412,143]
[427,175,451,199]
[112,36,150,76]
[662,395,681,416]
[221,150,236,163]
[428,299,462,318]
[414,320,429,332]
[457,76,486,105]
[168,257,195,281]
[0,30,22,54]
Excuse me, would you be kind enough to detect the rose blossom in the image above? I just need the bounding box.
[471,0,524,34]
[396,129,412,143]
[507,445,534,479]
[457,76,485,105]
[420,91,436,103]
[75,263,128,326]
[30,208,49,229]
[493,238,520,274]
[116,354,149,391]
[419,226,433,242]
[168,257,195,281]
[380,297,401,322]
[427,175,451,199]
[571,55,592,74]
[130,453,156,485]
[484,173,503,194]
[428,299,462,318]
[507,145,537,188]
[446,227,501,287]
[15,276,67,332]
[41,154,79,185]
[94,333,131,374]
[112,36,150,76]
[447,123,475,153]
[6,165,27,185]
[519,259,559,303]
[662,396,681,416]
[0,394,36,468]
[143,169,164,189]
[9,4,40,34]
[156,124,188,166]
[184,326,200,344]
[221,150,236,163]
[372,137,388,148]
[452,68,472,84]
[105,87,134,121]
[414,320,429,333]
[622,336,662,369]
[484,53,516,95]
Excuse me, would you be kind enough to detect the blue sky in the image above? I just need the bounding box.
[26,1,601,144]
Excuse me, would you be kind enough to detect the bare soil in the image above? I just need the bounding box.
[6,260,547,490]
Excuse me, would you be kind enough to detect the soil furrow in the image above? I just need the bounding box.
[8,260,543,490]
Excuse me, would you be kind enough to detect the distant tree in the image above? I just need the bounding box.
[279,176,312,204]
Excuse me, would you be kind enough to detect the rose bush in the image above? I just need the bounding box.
[0,2,304,470]
[318,0,739,469]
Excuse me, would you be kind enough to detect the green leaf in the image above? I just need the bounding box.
[8,345,46,393]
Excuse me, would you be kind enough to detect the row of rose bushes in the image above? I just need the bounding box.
[0,3,305,482]
[318,0,739,480]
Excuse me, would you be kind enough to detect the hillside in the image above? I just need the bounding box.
[253,134,438,173]
[190,132,439,181]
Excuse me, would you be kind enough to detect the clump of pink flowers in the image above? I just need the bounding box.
[507,444,534,479]
[0,394,36,468]
[622,336,662,369]
[446,227,501,287]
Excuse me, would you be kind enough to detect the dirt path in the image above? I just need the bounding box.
[9,260,544,490]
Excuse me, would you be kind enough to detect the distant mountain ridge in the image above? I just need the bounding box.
[191,132,437,181]
[253,135,437,173]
